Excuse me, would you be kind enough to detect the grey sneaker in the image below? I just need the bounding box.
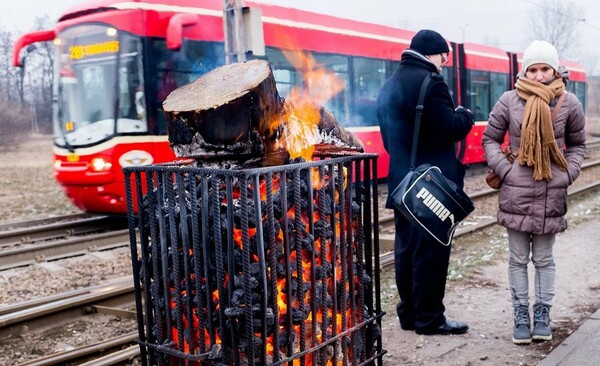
[532,303,552,341]
[512,305,532,344]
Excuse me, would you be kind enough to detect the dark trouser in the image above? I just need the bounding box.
[394,209,451,332]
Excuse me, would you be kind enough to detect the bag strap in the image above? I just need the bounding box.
[410,73,434,169]
[551,92,566,121]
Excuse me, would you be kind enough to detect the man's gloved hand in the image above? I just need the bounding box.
[455,105,475,124]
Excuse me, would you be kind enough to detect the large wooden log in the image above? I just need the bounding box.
[164,59,283,159]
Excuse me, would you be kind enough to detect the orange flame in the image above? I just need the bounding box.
[265,48,345,162]
[282,50,346,106]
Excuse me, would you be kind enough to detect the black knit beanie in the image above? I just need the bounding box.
[409,29,449,56]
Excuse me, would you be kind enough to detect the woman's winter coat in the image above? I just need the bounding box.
[482,90,586,234]
[377,50,474,208]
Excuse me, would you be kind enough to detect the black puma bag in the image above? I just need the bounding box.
[390,74,474,246]
[391,164,474,246]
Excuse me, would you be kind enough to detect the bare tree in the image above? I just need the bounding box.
[21,15,55,133]
[10,15,54,133]
[0,26,30,149]
[527,0,584,57]
[0,29,23,103]
[581,52,599,79]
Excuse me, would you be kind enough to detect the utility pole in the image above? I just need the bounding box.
[459,24,469,43]
[223,0,247,64]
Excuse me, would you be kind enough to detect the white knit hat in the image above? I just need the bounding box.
[522,40,559,72]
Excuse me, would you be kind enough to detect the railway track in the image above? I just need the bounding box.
[0,215,129,271]
[2,157,600,365]
[0,277,137,366]
[18,334,139,366]
[0,214,126,248]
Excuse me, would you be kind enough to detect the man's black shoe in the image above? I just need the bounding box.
[415,320,469,335]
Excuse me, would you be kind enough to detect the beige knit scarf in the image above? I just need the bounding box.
[515,77,568,181]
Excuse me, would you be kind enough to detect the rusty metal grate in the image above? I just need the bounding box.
[124,154,385,365]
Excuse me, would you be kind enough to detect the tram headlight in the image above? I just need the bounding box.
[90,157,112,172]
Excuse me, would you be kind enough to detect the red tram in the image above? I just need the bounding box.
[12,0,587,214]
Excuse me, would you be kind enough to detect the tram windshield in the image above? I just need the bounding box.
[54,24,146,148]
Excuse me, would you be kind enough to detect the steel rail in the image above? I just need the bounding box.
[0,213,99,232]
[77,345,140,366]
[0,277,134,337]
[0,215,125,248]
[0,229,130,271]
[18,333,138,366]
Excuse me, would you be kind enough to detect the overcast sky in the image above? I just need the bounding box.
[5,0,600,72]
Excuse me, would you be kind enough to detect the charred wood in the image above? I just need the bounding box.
[164,59,283,159]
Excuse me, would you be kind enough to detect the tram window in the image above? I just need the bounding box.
[569,81,586,111]
[266,47,304,97]
[490,72,509,117]
[467,71,509,121]
[147,39,226,134]
[272,69,295,97]
[118,34,143,121]
[180,40,225,78]
[391,61,401,74]
[150,40,225,99]
[467,70,491,121]
[83,65,112,122]
[441,67,455,101]
[118,62,136,119]
[352,57,387,126]
[312,53,350,124]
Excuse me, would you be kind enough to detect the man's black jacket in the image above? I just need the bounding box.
[377,50,473,208]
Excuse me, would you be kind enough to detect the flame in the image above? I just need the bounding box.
[281,100,320,161]
[264,48,345,162]
[282,50,346,106]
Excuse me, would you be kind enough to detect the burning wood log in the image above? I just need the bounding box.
[164,59,283,159]
[163,59,363,164]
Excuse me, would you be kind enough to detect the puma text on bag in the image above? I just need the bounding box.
[391,164,474,246]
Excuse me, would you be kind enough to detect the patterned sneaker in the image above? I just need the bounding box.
[512,305,532,344]
[532,304,552,341]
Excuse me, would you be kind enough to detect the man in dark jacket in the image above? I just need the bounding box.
[377,29,474,335]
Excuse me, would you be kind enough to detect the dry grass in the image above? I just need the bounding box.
[0,100,29,151]
[0,134,80,225]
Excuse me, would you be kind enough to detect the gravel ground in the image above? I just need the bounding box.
[0,135,81,225]
[1,134,599,365]
[0,135,134,365]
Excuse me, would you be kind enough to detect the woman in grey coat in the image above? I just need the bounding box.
[482,40,586,345]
